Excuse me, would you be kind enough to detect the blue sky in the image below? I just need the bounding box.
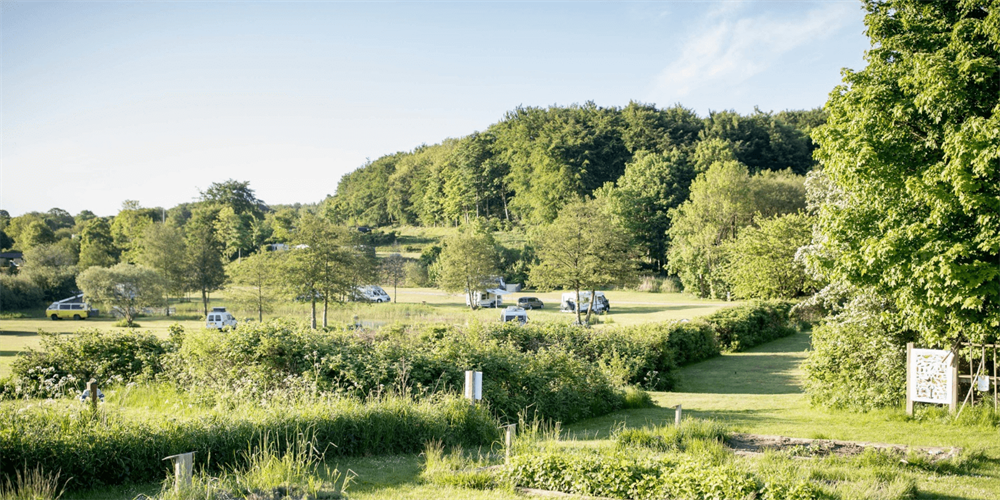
[1,1,868,217]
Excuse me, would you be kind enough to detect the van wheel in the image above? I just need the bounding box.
[50,314,59,320]
[73,314,82,320]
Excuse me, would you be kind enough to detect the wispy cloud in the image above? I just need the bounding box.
[652,2,858,103]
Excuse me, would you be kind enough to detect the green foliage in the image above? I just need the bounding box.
[0,274,44,311]
[8,329,172,396]
[0,394,498,490]
[184,205,226,316]
[434,229,501,310]
[0,464,67,500]
[612,419,730,453]
[804,293,917,411]
[226,250,285,322]
[812,0,1000,346]
[666,161,806,298]
[700,109,817,175]
[529,198,639,324]
[704,300,796,352]
[200,179,268,221]
[137,223,187,298]
[76,262,166,327]
[722,213,819,299]
[77,218,117,269]
[18,244,78,302]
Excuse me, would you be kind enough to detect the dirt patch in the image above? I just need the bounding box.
[727,433,960,461]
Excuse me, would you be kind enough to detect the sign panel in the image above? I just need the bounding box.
[910,348,954,404]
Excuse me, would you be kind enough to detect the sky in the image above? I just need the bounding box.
[1,0,869,217]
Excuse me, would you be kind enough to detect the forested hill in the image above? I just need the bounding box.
[325,102,826,227]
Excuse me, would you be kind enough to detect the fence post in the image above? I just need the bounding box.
[87,380,98,410]
[675,404,682,426]
[505,424,516,464]
[464,371,475,404]
[906,343,914,415]
[163,452,195,491]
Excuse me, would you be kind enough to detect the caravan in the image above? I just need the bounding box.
[354,285,391,303]
[500,306,528,324]
[559,291,609,314]
[206,307,238,330]
[465,277,510,308]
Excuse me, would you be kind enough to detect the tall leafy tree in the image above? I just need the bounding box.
[813,0,1000,346]
[77,263,165,327]
[435,228,501,310]
[200,179,268,220]
[226,250,284,322]
[286,214,361,328]
[78,218,117,269]
[721,213,819,299]
[111,201,156,263]
[137,222,187,312]
[20,244,78,301]
[530,198,639,325]
[380,242,406,303]
[184,206,226,316]
[602,149,696,270]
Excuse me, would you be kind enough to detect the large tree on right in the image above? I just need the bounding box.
[814,0,999,346]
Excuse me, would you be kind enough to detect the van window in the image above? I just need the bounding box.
[60,304,70,310]
[72,304,83,310]
[209,315,216,321]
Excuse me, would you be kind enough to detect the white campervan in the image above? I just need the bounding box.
[206,307,237,330]
[355,285,391,303]
[501,306,528,324]
[559,291,609,314]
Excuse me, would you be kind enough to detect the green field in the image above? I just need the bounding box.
[0,289,733,377]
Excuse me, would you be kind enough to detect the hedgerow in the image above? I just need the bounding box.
[0,394,498,490]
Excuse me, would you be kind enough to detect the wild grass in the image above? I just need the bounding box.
[612,418,730,453]
[0,465,67,500]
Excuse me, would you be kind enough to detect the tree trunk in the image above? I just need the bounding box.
[310,296,317,329]
[584,288,597,325]
[257,283,263,322]
[575,287,582,325]
[323,294,329,329]
[202,289,208,316]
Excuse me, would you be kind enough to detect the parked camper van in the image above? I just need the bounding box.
[206,307,237,330]
[465,277,509,308]
[501,306,528,324]
[46,294,98,320]
[355,285,391,303]
[559,291,609,314]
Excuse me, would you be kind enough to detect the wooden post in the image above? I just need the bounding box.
[993,344,997,411]
[163,452,195,490]
[464,371,475,404]
[87,380,99,410]
[505,424,516,464]
[906,343,914,415]
[675,404,682,426]
[949,351,959,413]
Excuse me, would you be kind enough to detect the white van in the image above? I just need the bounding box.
[355,285,391,303]
[560,291,609,314]
[207,307,237,330]
[501,306,528,324]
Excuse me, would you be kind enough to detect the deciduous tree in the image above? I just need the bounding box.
[77,263,165,327]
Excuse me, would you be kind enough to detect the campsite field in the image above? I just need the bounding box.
[0,289,733,376]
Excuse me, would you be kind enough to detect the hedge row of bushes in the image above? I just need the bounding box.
[0,394,499,490]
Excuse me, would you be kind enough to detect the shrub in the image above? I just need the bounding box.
[0,394,499,490]
[705,300,796,352]
[803,295,916,410]
[9,329,172,397]
[0,274,44,312]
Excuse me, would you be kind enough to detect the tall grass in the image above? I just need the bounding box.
[0,465,67,500]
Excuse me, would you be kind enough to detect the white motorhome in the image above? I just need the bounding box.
[206,307,237,330]
[501,306,528,324]
[465,277,510,308]
[560,291,609,314]
[355,285,391,303]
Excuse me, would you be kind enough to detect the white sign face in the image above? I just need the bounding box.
[910,348,954,404]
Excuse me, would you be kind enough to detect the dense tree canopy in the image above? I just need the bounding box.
[813,0,1000,346]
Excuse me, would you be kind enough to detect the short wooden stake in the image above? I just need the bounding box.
[675,404,682,426]
[464,370,475,404]
[163,452,195,490]
[906,343,914,415]
[87,380,99,410]
[505,424,516,464]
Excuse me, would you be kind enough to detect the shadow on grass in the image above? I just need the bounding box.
[676,332,811,395]
[330,454,423,493]
[609,304,723,315]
